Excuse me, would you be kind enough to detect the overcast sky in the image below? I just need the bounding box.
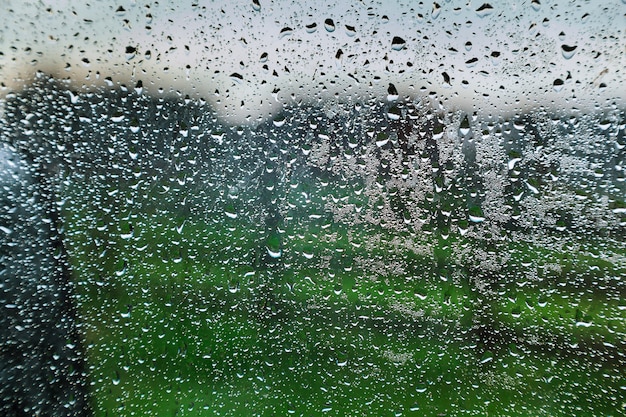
[1,0,624,123]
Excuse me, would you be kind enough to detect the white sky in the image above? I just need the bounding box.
[1,0,624,124]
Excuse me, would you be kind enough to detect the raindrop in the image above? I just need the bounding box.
[459,115,471,135]
[387,83,399,101]
[391,36,406,51]
[134,80,143,95]
[469,208,485,223]
[279,27,293,38]
[230,72,244,82]
[553,78,564,92]
[465,57,478,67]
[561,44,577,59]
[442,71,450,85]
[305,23,317,33]
[531,0,541,11]
[598,119,611,131]
[375,133,389,147]
[432,2,442,19]
[475,3,494,18]
[267,247,282,258]
[480,351,494,364]
[324,18,335,32]
[345,25,356,37]
[387,106,401,121]
[224,206,237,219]
[273,114,286,127]
[252,0,261,11]
[125,45,136,61]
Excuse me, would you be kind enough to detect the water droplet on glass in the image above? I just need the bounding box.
[305,23,317,33]
[561,44,577,59]
[375,133,389,147]
[459,115,471,135]
[387,83,399,101]
[279,27,293,38]
[391,36,406,51]
[442,71,451,85]
[553,78,564,92]
[125,45,136,61]
[432,2,442,19]
[387,107,401,121]
[475,3,494,18]
[324,18,335,32]
[252,0,261,11]
[230,72,244,82]
[273,115,286,127]
[598,119,611,130]
[480,351,494,364]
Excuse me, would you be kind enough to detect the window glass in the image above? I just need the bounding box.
[1,1,624,416]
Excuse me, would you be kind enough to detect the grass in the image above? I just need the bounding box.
[61,179,626,417]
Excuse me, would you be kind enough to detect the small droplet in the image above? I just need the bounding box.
[345,25,356,37]
[252,0,261,11]
[305,23,317,33]
[531,0,541,11]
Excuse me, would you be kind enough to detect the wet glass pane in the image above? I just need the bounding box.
[1,1,624,416]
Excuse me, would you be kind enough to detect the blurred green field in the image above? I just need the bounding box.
[62,184,625,416]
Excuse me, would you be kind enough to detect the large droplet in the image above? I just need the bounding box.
[432,2,442,19]
[561,44,577,59]
[391,36,406,51]
[279,27,293,38]
[475,3,494,18]
[324,18,335,32]
[387,83,399,101]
